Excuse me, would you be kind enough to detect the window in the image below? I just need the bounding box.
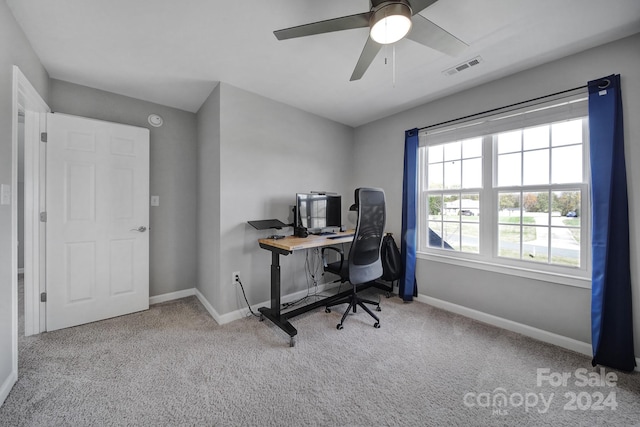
[425,137,482,253]
[418,94,590,285]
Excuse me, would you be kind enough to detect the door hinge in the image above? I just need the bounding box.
[40,132,47,143]
[39,212,47,222]
[40,292,47,302]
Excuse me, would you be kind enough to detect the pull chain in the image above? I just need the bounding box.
[383,44,397,86]
[392,44,396,87]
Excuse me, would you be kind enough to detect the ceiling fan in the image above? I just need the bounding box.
[273,0,467,81]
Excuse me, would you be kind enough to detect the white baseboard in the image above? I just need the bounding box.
[149,286,267,326]
[416,294,592,356]
[0,370,17,407]
[417,295,640,372]
[149,287,640,372]
[213,281,344,326]
[194,288,224,325]
[149,288,196,305]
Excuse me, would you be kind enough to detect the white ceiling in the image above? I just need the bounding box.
[6,0,640,127]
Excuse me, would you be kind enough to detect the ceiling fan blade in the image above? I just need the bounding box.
[350,37,383,81]
[406,14,467,56]
[274,12,371,41]
[407,0,439,15]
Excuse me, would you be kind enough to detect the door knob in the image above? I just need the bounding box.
[130,226,147,232]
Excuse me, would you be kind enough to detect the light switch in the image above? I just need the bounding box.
[0,184,11,205]
[150,195,159,207]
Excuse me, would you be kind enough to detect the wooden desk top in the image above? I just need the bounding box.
[258,230,355,253]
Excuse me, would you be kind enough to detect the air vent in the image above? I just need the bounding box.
[443,56,483,77]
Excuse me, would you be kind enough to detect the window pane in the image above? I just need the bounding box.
[550,227,580,267]
[428,224,443,249]
[498,224,521,258]
[428,195,442,221]
[523,149,549,185]
[443,222,461,250]
[429,145,443,163]
[444,196,460,216]
[460,195,480,219]
[428,163,443,189]
[444,161,461,189]
[462,158,482,189]
[523,125,549,150]
[497,130,522,154]
[497,153,521,187]
[523,226,548,263]
[461,223,479,253]
[552,145,582,183]
[552,119,582,147]
[552,190,581,227]
[523,191,549,226]
[444,141,461,161]
[498,192,521,221]
[462,137,482,158]
[551,190,581,267]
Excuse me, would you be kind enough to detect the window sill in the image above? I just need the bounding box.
[417,251,591,289]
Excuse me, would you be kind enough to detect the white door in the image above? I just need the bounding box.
[46,113,150,331]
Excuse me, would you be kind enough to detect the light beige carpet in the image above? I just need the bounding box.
[2,284,640,426]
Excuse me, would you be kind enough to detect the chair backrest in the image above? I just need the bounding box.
[348,187,386,285]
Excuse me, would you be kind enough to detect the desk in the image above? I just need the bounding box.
[258,231,392,346]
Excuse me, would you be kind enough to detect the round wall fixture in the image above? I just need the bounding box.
[148,114,163,127]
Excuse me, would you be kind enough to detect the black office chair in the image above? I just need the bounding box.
[322,187,386,330]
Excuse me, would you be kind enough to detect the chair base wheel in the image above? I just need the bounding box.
[374,322,380,328]
[325,308,331,313]
[337,324,343,330]
[376,306,381,312]
[290,337,296,347]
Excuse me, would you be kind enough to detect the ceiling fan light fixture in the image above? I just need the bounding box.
[370,2,412,45]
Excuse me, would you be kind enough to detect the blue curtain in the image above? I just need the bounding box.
[400,129,419,301]
[588,74,635,372]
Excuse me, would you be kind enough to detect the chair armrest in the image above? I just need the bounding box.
[321,246,344,269]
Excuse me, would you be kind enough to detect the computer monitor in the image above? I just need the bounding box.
[295,193,341,232]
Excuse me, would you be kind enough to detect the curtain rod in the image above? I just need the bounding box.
[418,85,588,132]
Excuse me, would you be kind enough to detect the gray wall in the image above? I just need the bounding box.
[197,82,354,316]
[0,1,49,401]
[354,33,640,354]
[196,84,221,308]
[49,79,199,297]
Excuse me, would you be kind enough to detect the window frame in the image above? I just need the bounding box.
[417,99,591,289]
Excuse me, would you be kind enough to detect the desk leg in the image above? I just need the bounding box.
[258,251,298,346]
[270,252,281,311]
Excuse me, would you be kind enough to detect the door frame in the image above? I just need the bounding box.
[12,66,50,349]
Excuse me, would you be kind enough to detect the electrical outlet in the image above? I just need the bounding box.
[232,271,240,286]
